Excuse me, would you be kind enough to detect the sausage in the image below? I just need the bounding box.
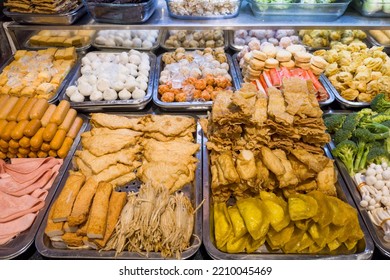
[7,96,28,122]
[40,104,56,127]
[48,150,57,158]
[50,100,70,126]
[0,151,6,159]
[19,136,30,148]
[58,108,77,132]
[9,139,20,149]
[0,119,8,134]
[30,146,40,152]
[1,121,17,141]
[66,117,83,139]
[50,129,67,150]
[0,139,8,149]
[23,119,42,137]
[29,98,49,120]
[41,142,51,152]
[0,146,7,153]
[28,151,37,158]
[11,119,29,140]
[8,147,18,154]
[7,152,16,158]
[17,153,27,158]
[57,137,73,159]
[43,122,58,142]
[0,96,19,120]
[0,95,9,108]
[18,147,30,155]
[16,97,37,122]
[30,127,44,149]
[37,151,48,158]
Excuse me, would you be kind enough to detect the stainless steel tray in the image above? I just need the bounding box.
[232,53,335,107]
[202,136,374,259]
[58,51,155,112]
[323,110,390,258]
[3,4,86,25]
[91,30,162,52]
[160,30,228,51]
[0,54,80,104]
[24,31,92,52]
[321,75,370,109]
[0,114,88,260]
[366,32,390,52]
[35,113,203,259]
[153,53,240,111]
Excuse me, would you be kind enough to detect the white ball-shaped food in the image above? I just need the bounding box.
[136,75,148,84]
[105,38,116,47]
[91,61,101,71]
[112,81,125,92]
[119,52,128,64]
[81,56,91,66]
[137,81,148,91]
[78,82,93,96]
[103,88,118,101]
[114,36,124,46]
[129,68,138,77]
[123,39,133,48]
[125,80,137,92]
[80,65,93,75]
[132,38,142,48]
[365,175,377,186]
[118,89,132,100]
[138,69,149,78]
[116,73,128,83]
[129,54,141,65]
[129,49,141,56]
[94,36,106,45]
[138,64,150,72]
[142,40,153,49]
[89,90,103,101]
[132,88,146,99]
[146,35,156,43]
[65,85,78,98]
[86,52,98,62]
[382,170,390,180]
[70,91,85,102]
[97,78,111,92]
[87,75,97,86]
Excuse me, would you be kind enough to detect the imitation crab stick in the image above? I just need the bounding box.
[269,69,281,87]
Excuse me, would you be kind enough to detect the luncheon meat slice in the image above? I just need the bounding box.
[0,213,37,245]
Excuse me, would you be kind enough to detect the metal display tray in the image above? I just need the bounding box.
[35,113,203,259]
[91,30,163,52]
[24,31,92,52]
[0,54,80,104]
[2,4,86,25]
[366,32,390,52]
[58,51,155,112]
[153,53,240,111]
[231,53,335,107]
[0,114,88,260]
[320,75,370,109]
[324,110,390,258]
[160,30,229,51]
[202,137,374,259]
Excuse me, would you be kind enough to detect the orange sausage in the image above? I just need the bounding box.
[37,151,48,158]
[1,121,17,141]
[0,96,18,120]
[9,139,19,149]
[40,104,56,127]
[19,136,30,148]
[0,151,6,159]
[11,119,29,140]
[7,152,16,158]
[57,136,73,159]
[0,139,8,149]
[48,150,57,158]
[50,100,70,125]
[30,127,44,149]
[43,122,58,142]
[23,119,42,137]
[0,119,8,135]
[7,96,28,122]
[29,98,49,120]
[17,153,27,158]
[41,142,51,152]
[0,95,9,108]
[16,97,37,122]
[66,117,83,139]
[58,108,77,132]
[28,151,37,158]
[18,147,30,155]
[50,129,67,150]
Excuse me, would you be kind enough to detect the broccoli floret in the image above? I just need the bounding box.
[370,113,390,124]
[324,114,346,134]
[370,93,390,113]
[365,122,390,134]
[367,146,390,166]
[353,128,377,171]
[381,120,390,128]
[332,140,357,175]
[342,113,360,132]
[333,129,352,145]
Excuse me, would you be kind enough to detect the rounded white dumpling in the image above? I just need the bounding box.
[65,85,78,98]
[137,81,148,91]
[91,61,101,71]
[77,75,89,85]
[126,63,138,72]
[132,38,142,48]
[142,40,153,49]
[97,78,111,92]
[78,82,93,96]
[94,36,106,45]
[138,63,150,72]
[89,90,103,101]
[81,56,91,66]
[87,75,97,86]
[132,88,146,99]
[86,52,98,62]
[112,81,125,91]
[70,91,85,102]
[138,69,149,78]
[140,53,149,64]
[114,36,124,46]
[105,38,116,47]
[125,79,137,91]
[129,68,138,77]
[103,88,118,101]
[129,54,141,65]
[129,49,141,56]
[119,52,128,64]
[123,39,133,48]
[118,88,132,100]
[136,75,148,83]
[146,35,156,43]
[117,73,128,83]
[80,65,93,75]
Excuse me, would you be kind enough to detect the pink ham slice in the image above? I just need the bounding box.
[0,213,37,245]
[0,190,45,223]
